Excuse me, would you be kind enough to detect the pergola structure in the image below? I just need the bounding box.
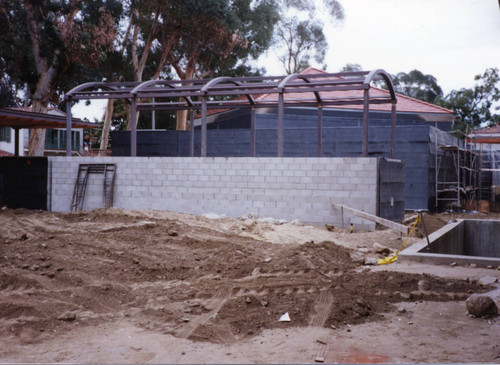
[0,108,96,156]
[65,69,398,158]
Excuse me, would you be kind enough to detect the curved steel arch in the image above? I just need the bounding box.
[66,82,127,99]
[201,76,255,105]
[363,69,397,102]
[278,73,322,103]
[63,69,399,158]
[362,69,398,158]
[131,79,194,107]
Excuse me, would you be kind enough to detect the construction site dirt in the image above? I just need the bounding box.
[0,208,499,363]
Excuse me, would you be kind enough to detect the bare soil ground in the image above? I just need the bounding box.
[0,208,499,363]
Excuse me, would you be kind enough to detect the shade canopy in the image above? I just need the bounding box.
[0,108,96,129]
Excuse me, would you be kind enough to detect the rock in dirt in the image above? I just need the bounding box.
[58,311,76,321]
[373,242,390,255]
[478,276,498,286]
[203,213,228,219]
[364,257,378,266]
[418,279,431,291]
[350,252,365,265]
[20,233,28,241]
[400,292,411,300]
[325,224,335,231]
[314,356,325,363]
[167,230,178,237]
[466,294,498,317]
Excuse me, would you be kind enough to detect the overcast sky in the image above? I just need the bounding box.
[73,0,500,120]
[263,0,500,93]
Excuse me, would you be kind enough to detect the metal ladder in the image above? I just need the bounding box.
[70,164,116,212]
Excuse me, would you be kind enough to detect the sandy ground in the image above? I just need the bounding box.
[0,208,499,363]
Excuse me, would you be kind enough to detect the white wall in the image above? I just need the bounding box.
[48,156,380,230]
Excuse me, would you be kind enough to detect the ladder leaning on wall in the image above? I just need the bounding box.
[70,164,116,212]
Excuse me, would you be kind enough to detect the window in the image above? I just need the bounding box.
[0,127,11,142]
[44,129,81,151]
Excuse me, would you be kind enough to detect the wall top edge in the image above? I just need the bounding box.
[48,156,380,161]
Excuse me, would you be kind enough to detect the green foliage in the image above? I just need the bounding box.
[0,0,123,107]
[165,0,279,79]
[339,63,363,72]
[437,67,500,133]
[391,70,443,103]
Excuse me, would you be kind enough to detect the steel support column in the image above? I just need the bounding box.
[130,98,137,157]
[14,128,20,156]
[66,99,72,156]
[390,102,397,158]
[278,93,284,157]
[362,89,369,157]
[201,96,207,157]
[317,105,323,157]
[250,106,256,157]
[189,110,194,157]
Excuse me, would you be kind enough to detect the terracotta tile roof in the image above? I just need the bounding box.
[469,124,500,143]
[470,124,500,135]
[268,67,454,114]
[205,67,454,119]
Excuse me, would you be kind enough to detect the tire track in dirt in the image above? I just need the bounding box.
[310,289,334,327]
[176,286,232,340]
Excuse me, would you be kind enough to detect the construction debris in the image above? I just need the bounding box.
[466,294,498,317]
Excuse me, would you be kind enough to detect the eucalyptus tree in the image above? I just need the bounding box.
[438,67,500,134]
[392,70,443,104]
[0,0,123,155]
[275,0,344,74]
[165,0,280,129]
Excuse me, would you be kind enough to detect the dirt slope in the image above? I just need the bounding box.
[0,208,498,363]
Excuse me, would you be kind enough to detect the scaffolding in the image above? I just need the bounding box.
[435,145,479,209]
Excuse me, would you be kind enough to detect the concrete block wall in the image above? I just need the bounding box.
[48,156,379,230]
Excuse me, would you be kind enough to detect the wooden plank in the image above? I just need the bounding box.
[332,203,409,234]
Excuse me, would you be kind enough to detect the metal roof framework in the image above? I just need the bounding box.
[65,69,398,157]
[0,108,96,156]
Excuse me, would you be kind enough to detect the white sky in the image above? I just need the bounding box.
[263,0,500,93]
[73,0,500,120]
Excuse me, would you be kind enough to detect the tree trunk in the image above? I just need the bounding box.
[99,99,114,155]
[176,110,189,130]
[25,3,60,156]
[174,67,195,130]
[27,87,50,156]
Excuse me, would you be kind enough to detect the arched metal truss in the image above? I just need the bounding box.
[65,69,397,157]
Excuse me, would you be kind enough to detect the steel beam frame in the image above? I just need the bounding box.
[65,69,397,157]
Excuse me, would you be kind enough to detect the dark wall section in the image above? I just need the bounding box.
[378,158,406,221]
[0,157,48,210]
[112,125,432,209]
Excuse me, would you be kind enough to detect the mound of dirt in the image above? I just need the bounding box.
[0,208,489,348]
